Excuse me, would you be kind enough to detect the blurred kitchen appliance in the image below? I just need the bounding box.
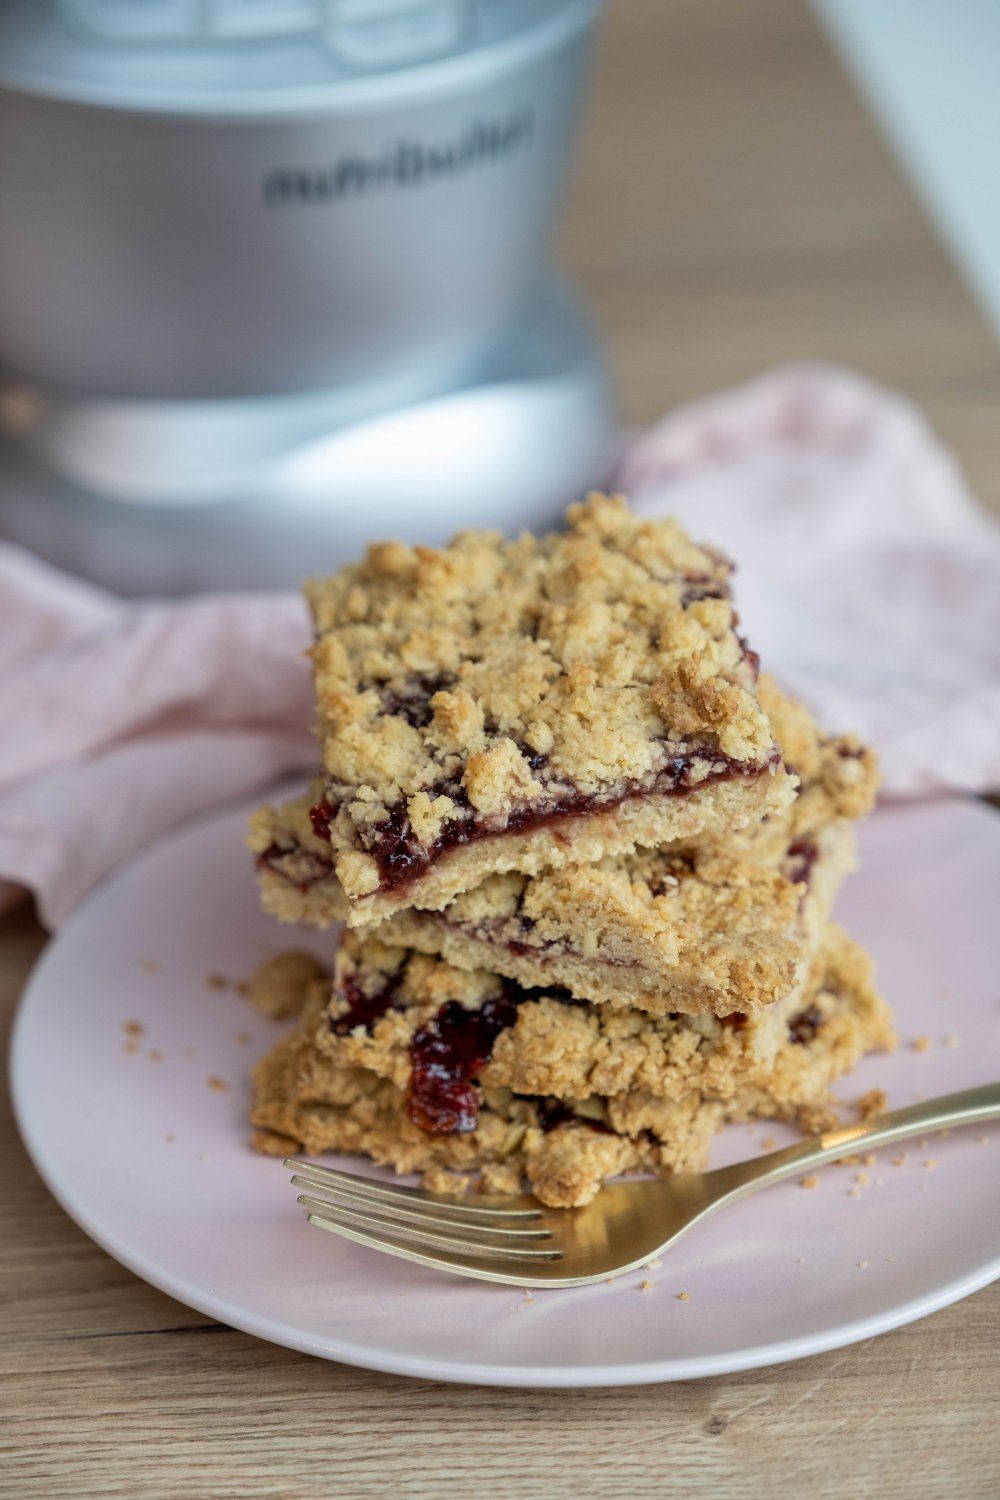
[814,0,1000,349]
[0,0,611,593]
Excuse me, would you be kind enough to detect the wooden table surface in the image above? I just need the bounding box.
[4,4,999,1496]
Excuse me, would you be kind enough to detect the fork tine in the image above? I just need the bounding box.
[305,1212,565,1287]
[298,1197,562,1262]
[284,1158,543,1221]
[291,1178,553,1239]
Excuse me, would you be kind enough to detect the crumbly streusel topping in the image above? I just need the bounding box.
[305,494,778,894]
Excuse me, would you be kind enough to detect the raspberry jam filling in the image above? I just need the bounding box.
[408,991,520,1134]
[784,837,819,889]
[788,1004,823,1045]
[329,975,401,1035]
[310,747,778,897]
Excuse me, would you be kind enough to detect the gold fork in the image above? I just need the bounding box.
[286,1082,1000,1287]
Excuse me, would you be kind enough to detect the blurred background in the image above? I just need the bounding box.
[1,0,999,592]
[562,1,1000,496]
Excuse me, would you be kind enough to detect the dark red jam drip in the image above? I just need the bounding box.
[381,674,454,730]
[788,1005,823,1045]
[408,991,520,1135]
[533,1097,575,1132]
[309,800,336,841]
[364,748,774,895]
[330,975,399,1035]
[785,837,819,888]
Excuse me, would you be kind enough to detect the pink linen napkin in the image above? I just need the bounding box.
[2,363,998,928]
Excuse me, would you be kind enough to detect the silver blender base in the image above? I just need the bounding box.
[0,278,615,595]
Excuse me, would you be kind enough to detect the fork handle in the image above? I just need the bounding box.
[712,1081,1000,1199]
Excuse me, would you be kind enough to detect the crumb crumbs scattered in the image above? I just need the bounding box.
[912,1036,932,1053]
[123,1020,145,1037]
[234,981,251,998]
[891,1155,906,1167]
[861,1153,876,1167]
[207,1075,231,1093]
[122,1040,139,1056]
[677,1291,691,1302]
[234,1030,253,1046]
[138,958,160,974]
[605,1278,616,1286]
[856,1090,887,1121]
[164,1133,175,1143]
[944,1034,959,1049]
[795,1257,806,1264]
[855,1171,871,1186]
[760,1137,777,1150]
[857,1260,869,1269]
[834,1154,860,1169]
[640,1280,655,1293]
[800,1175,819,1190]
[848,1186,861,1199]
[205,972,229,992]
[924,1158,937,1171]
[148,1049,163,1063]
[523,1291,534,1303]
[645,1258,662,1271]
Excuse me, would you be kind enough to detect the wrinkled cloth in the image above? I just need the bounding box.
[2,364,998,927]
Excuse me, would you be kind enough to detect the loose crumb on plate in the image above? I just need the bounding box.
[640,1280,655,1293]
[247,950,328,1020]
[677,1291,691,1302]
[800,1175,819,1190]
[123,1020,145,1037]
[148,1049,163,1063]
[944,1034,959,1049]
[912,1036,932,1053]
[856,1089,887,1121]
[138,958,160,974]
[207,1075,231,1093]
[857,1260,869,1269]
[164,1133,175,1143]
[924,1158,937,1171]
[205,972,229,992]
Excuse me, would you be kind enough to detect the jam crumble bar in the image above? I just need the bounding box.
[300,494,793,923]
[249,679,876,1013]
[250,925,894,1208]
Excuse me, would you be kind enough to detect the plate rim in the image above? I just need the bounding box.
[10,792,1000,1388]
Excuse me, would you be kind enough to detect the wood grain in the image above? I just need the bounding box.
[3,3,999,1495]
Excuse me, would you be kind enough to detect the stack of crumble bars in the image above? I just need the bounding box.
[248,495,894,1207]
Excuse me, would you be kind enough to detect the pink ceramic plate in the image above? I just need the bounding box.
[10,795,1000,1387]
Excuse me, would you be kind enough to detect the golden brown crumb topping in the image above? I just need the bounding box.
[305,494,779,893]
